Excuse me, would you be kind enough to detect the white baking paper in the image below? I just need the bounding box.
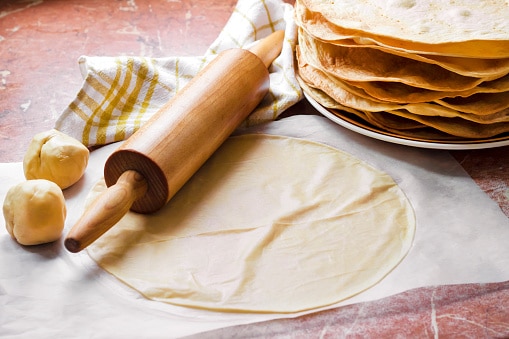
[1,115,508,338]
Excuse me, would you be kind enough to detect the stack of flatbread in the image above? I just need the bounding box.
[294,0,509,141]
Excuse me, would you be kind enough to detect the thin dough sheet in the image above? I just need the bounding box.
[87,134,415,313]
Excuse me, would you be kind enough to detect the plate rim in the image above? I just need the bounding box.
[303,92,509,150]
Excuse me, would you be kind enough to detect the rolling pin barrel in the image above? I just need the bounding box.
[64,30,284,253]
[105,48,270,214]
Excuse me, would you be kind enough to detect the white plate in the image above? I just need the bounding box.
[304,92,509,150]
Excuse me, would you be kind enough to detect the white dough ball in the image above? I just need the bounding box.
[3,179,67,246]
[23,129,89,189]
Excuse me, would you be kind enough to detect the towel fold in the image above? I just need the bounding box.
[55,0,301,147]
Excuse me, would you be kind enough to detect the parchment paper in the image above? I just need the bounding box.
[1,115,508,338]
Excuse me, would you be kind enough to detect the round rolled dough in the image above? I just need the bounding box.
[86,134,415,313]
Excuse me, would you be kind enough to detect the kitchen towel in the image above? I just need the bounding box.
[55,0,301,147]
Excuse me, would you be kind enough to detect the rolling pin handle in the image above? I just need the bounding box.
[249,30,285,68]
[64,170,148,253]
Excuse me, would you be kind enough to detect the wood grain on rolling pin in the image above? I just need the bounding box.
[64,31,284,253]
[105,48,270,213]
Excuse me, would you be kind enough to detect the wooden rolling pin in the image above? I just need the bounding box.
[65,30,285,253]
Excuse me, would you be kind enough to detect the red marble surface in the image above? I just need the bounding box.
[1,0,508,337]
[0,0,237,162]
[191,281,509,338]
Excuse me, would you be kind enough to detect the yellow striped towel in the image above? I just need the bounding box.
[55,0,301,147]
